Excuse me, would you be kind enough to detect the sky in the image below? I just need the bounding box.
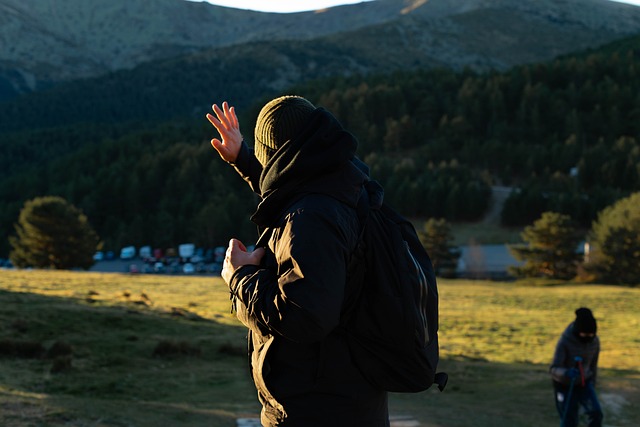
[188,0,369,13]
[189,0,640,13]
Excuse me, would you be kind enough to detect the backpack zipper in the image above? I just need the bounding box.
[405,241,429,345]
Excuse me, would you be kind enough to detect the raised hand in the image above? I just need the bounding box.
[206,101,243,163]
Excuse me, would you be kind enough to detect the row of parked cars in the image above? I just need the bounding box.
[95,244,231,276]
[96,244,226,263]
[128,260,223,275]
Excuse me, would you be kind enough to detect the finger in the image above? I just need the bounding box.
[210,138,226,154]
[207,115,235,145]
[210,104,223,123]
[223,102,238,131]
[206,112,218,124]
[236,239,248,252]
[213,104,231,130]
[229,238,247,252]
[206,113,224,132]
[229,106,239,129]
[221,260,233,285]
[250,247,266,263]
[223,102,234,126]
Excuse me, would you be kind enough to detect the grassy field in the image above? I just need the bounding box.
[0,269,638,427]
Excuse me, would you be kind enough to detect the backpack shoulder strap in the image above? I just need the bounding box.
[342,186,370,317]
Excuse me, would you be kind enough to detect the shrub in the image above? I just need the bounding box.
[509,212,583,279]
[418,218,460,277]
[585,192,640,285]
[9,196,100,270]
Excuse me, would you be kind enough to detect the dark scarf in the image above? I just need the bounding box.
[251,108,366,227]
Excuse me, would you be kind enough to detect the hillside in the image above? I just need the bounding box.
[1,34,639,257]
[1,0,639,102]
[1,0,640,257]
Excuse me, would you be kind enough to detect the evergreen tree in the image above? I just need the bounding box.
[9,196,100,270]
[509,212,583,279]
[586,192,640,284]
[418,218,460,278]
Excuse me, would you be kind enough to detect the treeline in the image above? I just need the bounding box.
[0,121,259,256]
[293,37,640,226]
[0,118,489,256]
[2,35,640,256]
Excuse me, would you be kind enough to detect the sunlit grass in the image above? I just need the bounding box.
[1,269,638,426]
[437,279,640,369]
[0,269,237,325]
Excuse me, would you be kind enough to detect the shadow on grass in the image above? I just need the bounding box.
[0,289,258,427]
[2,289,638,427]
[389,357,640,427]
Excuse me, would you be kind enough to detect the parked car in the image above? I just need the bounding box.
[154,262,165,273]
[204,248,214,263]
[195,262,207,273]
[165,248,178,259]
[190,254,204,263]
[209,262,222,275]
[182,263,195,274]
[214,246,225,263]
[179,244,195,262]
[93,251,104,261]
[120,246,136,260]
[139,246,152,259]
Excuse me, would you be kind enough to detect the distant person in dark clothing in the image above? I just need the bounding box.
[550,307,603,427]
[206,97,389,426]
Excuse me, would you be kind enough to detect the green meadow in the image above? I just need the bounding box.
[1,269,638,426]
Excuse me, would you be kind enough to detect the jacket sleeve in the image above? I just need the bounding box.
[549,338,568,381]
[591,338,600,385]
[229,206,352,343]
[230,141,262,195]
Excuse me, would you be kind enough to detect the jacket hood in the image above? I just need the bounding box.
[562,323,578,343]
[251,108,367,227]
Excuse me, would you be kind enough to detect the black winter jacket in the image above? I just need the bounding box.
[228,108,389,426]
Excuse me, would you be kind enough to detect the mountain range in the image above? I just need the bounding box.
[2,0,640,106]
[1,0,640,257]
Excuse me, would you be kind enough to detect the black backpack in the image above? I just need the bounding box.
[341,181,448,393]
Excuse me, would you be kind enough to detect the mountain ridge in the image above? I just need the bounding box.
[1,0,640,102]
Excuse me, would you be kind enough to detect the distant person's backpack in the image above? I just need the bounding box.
[342,180,448,393]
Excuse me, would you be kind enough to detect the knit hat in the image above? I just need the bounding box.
[574,307,597,334]
[254,95,316,166]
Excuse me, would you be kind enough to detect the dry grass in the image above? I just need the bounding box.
[0,269,638,426]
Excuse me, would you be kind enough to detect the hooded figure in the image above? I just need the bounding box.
[207,96,389,426]
[550,308,603,427]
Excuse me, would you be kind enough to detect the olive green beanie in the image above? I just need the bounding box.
[254,95,316,165]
